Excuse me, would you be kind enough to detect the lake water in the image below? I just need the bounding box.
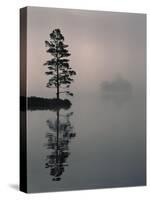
[26,91,146,193]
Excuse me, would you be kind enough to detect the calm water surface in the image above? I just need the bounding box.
[27,92,146,193]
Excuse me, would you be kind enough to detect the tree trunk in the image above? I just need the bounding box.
[56,59,59,100]
[57,85,59,99]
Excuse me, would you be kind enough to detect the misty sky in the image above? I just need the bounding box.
[25,7,146,98]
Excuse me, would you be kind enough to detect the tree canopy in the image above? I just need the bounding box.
[44,29,76,99]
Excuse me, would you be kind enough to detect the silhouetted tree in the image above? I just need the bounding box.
[44,29,76,99]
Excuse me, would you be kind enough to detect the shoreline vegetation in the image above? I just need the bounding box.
[20,96,72,111]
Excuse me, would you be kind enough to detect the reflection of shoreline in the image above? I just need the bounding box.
[20,96,72,111]
[45,111,76,181]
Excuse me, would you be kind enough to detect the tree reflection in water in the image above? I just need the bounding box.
[45,110,76,181]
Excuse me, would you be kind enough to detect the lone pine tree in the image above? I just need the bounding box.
[44,29,76,99]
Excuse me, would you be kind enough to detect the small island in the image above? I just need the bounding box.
[20,96,72,111]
